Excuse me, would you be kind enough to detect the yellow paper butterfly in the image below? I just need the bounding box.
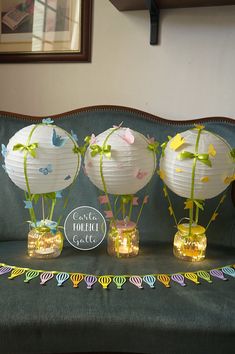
[169,134,185,151]
[200,176,209,183]
[158,169,165,181]
[175,168,183,173]
[208,144,216,157]
[184,200,193,210]
[224,175,235,184]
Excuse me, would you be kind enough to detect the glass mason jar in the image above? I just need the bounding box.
[107,220,139,258]
[28,226,63,259]
[173,223,207,262]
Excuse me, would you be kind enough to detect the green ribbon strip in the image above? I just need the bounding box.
[90,144,111,159]
[13,142,39,158]
[148,141,159,153]
[178,151,212,167]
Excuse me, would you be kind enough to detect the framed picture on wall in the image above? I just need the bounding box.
[0,0,92,63]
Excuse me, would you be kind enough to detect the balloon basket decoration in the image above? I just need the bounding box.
[2,118,81,259]
[173,223,207,262]
[84,124,158,258]
[107,220,139,258]
[160,125,235,262]
[28,222,63,259]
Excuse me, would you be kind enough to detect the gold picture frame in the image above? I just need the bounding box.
[0,0,92,62]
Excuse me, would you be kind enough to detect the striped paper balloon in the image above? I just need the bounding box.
[129,276,143,289]
[5,124,81,194]
[84,275,97,289]
[56,272,70,287]
[40,272,54,285]
[85,127,156,195]
[70,273,84,288]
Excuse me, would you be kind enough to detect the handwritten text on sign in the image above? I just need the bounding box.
[64,206,107,251]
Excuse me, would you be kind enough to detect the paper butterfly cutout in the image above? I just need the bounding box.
[71,130,78,142]
[119,128,135,144]
[200,176,209,183]
[64,175,71,180]
[170,134,185,151]
[208,144,216,157]
[56,191,62,198]
[90,134,97,145]
[39,164,53,175]
[135,169,148,180]
[52,129,68,147]
[1,144,7,159]
[24,200,33,209]
[42,118,54,124]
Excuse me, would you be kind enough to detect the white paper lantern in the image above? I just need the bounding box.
[5,124,81,194]
[84,127,157,195]
[160,128,234,200]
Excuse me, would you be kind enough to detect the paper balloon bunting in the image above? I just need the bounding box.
[1,118,81,259]
[84,125,158,258]
[159,125,235,262]
[1,262,234,290]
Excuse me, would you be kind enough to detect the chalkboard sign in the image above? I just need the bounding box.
[64,206,107,251]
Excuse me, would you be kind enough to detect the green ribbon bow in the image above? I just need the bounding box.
[73,146,81,154]
[90,144,111,159]
[84,136,91,144]
[13,142,39,158]
[178,151,212,167]
[121,195,133,204]
[148,141,159,154]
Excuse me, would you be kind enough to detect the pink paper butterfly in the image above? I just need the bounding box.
[132,197,139,206]
[143,195,149,204]
[135,169,148,180]
[147,135,155,144]
[104,210,113,218]
[119,128,135,144]
[90,134,97,145]
[98,195,109,204]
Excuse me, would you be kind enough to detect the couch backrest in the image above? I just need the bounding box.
[0,106,234,247]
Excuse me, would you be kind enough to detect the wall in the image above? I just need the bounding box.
[0,0,235,120]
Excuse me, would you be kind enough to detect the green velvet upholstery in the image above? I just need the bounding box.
[0,106,235,354]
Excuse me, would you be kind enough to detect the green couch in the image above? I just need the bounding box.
[0,106,235,354]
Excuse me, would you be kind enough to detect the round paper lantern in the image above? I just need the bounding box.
[160,128,234,200]
[5,123,81,194]
[84,127,157,195]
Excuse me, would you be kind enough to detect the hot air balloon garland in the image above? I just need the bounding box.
[1,118,81,259]
[159,124,235,262]
[1,261,234,290]
[84,124,158,258]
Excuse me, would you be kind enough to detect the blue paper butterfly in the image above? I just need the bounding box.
[42,118,54,124]
[1,144,7,159]
[39,164,53,175]
[56,191,63,198]
[52,129,68,147]
[24,200,33,209]
[71,130,78,143]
